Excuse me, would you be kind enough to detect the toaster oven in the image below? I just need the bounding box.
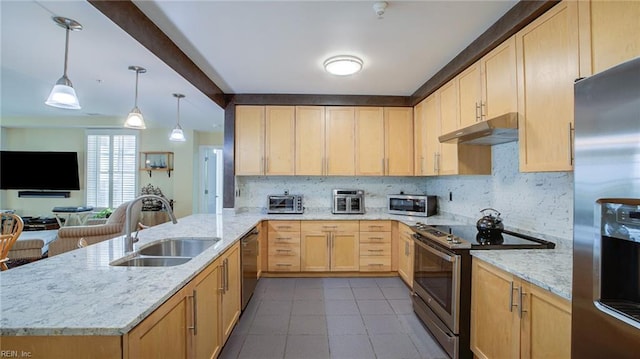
[267,194,303,214]
[387,194,437,217]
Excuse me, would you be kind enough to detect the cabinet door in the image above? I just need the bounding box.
[458,62,482,128]
[300,232,329,271]
[265,106,295,175]
[384,107,414,176]
[221,243,241,342]
[326,107,355,175]
[579,1,640,76]
[481,35,517,120]
[439,80,460,175]
[423,93,441,176]
[235,105,265,175]
[355,107,385,176]
[413,100,427,176]
[516,1,579,172]
[331,232,360,271]
[192,263,222,359]
[295,106,325,175]
[397,225,414,288]
[471,259,520,359]
[520,282,571,359]
[127,287,190,359]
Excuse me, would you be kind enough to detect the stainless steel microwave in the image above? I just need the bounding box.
[267,194,304,214]
[387,194,437,217]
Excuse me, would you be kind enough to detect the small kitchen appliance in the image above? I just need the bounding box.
[387,194,437,217]
[267,194,303,214]
[475,208,504,237]
[332,189,365,214]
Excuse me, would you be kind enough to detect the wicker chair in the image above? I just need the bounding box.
[1,213,24,270]
[49,200,142,256]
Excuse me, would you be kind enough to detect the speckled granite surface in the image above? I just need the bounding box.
[0,211,572,336]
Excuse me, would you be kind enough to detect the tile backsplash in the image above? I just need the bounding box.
[235,142,574,240]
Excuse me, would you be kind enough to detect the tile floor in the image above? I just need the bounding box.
[219,277,448,359]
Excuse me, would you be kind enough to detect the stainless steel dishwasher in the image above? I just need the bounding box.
[241,227,259,310]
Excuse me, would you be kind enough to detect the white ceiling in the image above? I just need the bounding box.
[1,0,517,132]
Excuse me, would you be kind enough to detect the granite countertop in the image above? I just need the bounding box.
[0,210,572,336]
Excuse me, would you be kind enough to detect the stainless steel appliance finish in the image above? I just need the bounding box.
[411,224,554,359]
[438,112,518,145]
[267,194,303,214]
[241,227,259,310]
[332,189,365,214]
[387,194,437,217]
[573,57,640,358]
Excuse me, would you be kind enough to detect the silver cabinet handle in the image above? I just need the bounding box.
[420,157,424,174]
[386,158,390,175]
[225,258,229,292]
[434,152,440,173]
[481,102,486,121]
[475,102,480,122]
[519,286,527,319]
[187,291,196,333]
[509,281,517,312]
[265,157,269,173]
[276,263,292,267]
[569,122,575,166]
[192,290,198,335]
[260,156,264,174]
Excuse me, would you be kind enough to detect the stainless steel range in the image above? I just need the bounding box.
[410,223,554,359]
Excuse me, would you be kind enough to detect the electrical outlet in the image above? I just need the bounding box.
[449,191,453,201]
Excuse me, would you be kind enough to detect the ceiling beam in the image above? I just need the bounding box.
[229,94,411,107]
[88,0,227,108]
[410,0,560,106]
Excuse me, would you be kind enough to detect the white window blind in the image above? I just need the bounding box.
[86,130,138,209]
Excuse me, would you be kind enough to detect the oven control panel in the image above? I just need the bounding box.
[411,223,472,249]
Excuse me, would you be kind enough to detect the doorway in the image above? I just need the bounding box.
[198,146,223,214]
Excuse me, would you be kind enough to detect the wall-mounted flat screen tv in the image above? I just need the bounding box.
[0,151,80,190]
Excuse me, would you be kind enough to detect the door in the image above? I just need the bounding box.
[325,107,355,175]
[235,105,265,175]
[458,62,482,128]
[355,107,384,176]
[265,106,295,175]
[331,232,360,271]
[199,146,222,214]
[193,263,222,359]
[439,80,459,175]
[423,93,440,176]
[481,35,517,120]
[295,106,325,175]
[221,243,241,342]
[300,232,329,271]
[384,107,414,176]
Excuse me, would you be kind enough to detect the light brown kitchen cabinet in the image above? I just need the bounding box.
[355,107,385,176]
[457,61,482,128]
[326,107,356,175]
[384,107,414,176]
[127,242,240,359]
[516,0,579,172]
[300,221,360,272]
[257,221,267,278]
[471,258,571,359]
[268,221,301,272]
[578,0,640,77]
[396,222,414,288]
[295,106,325,175]
[481,35,518,121]
[414,92,441,176]
[235,105,265,175]
[359,220,392,272]
[265,106,295,175]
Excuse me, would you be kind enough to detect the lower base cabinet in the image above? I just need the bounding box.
[471,258,571,359]
[128,242,240,359]
[396,223,414,288]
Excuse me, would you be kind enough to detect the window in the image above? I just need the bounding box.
[86,130,138,209]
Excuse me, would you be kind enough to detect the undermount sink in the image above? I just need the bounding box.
[112,256,192,267]
[110,237,221,267]
[138,237,220,257]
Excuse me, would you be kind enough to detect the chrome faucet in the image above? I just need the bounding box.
[124,194,178,253]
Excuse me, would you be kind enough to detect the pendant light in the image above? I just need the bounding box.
[45,16,83,110]
[169,93,186,142]
[124,66,147,129]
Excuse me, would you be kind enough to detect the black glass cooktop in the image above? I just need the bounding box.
[428,225,555,249]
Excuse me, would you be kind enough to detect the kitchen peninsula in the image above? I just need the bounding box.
[0,211,572,358]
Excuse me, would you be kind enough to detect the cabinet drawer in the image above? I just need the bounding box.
[268,243,300,257]
[268,255,300,272]
[268,232,301,245]
[359,232,391,244]
[267,221,301,232]
[360,256,391,271]
[359,220,392,232]
[301,221,359,232]
[360,243,391,257]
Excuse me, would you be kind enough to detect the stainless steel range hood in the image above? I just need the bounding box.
[438,112,518,145]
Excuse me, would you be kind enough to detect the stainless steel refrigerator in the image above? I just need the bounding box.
[573,56,640,357]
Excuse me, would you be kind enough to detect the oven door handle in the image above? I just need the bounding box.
[413,234,457,262]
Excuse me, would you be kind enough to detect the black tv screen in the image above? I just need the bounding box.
[0,151,80,190]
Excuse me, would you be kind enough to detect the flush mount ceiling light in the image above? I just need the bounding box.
[124,66,147,129]
[45,16,83,110]
[323,55,363,76]
[169,93,186,142]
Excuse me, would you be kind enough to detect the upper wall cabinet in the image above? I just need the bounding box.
[578,0,640,77]
[326,107,356,176]
[516,1,579,172]
[235,106,265,175]
[457,61,482,129]
[384,107,414,176]
[481,35,518,121]
[414,92,440,176]
[295,106,325,175]
[235,105,295,176]
[355,107,385,176]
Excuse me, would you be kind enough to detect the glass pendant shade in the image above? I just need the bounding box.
[169,93,186,142]
[45,17,82,110]
[125,106,146,129]
[45,76,80,109]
